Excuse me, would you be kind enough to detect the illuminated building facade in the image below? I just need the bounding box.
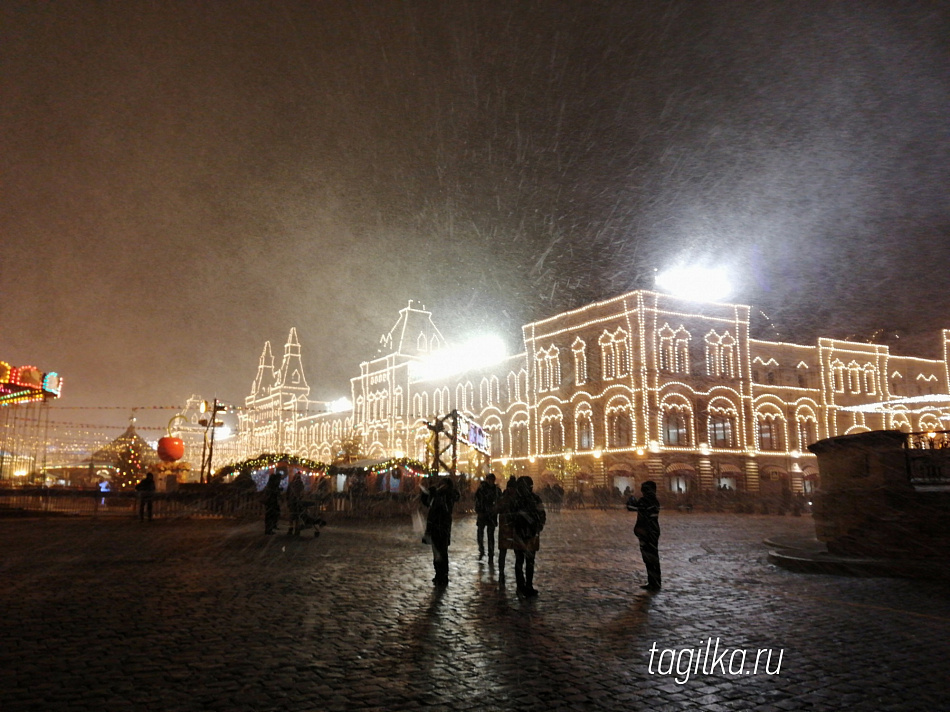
[226,292,950,496]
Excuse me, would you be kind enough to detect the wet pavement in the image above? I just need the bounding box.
[1,509,948,711]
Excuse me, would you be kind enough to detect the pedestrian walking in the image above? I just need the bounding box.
[420,476,460,586]
[262,470,283,535]
[511,476,546,598]
[496,476,518,581]
[627,480,661,591]
[287,472,306,536]
[135,472,156,522]
[474,473,502,561]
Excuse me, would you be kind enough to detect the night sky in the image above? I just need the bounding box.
[2,1,948,432]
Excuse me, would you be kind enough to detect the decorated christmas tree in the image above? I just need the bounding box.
[89,423,161,490]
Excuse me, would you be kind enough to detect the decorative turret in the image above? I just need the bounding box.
[379,300,447,357]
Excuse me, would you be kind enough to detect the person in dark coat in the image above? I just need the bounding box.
[135,472,156,522]
[626,480,661,591]
[287,472,306,536]
[474,473,502,561]
[496,476,518,581]
[511,476,546,598]
[420,476,460,586]
[263,470,284,535]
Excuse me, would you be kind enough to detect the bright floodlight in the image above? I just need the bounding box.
[655,266,733,302]
[410,335,507,381]
[328,397,352,413]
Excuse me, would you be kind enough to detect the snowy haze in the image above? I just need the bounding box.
[2,0,948,431]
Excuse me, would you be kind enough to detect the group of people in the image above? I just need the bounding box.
[261,469,327,536]
[258,466,662,596]
[425,472,546,597]
[427,473,662,596]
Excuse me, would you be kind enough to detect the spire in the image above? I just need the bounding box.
[276,328,310,395]
[251,341,276,395]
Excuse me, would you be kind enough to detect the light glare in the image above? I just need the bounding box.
[410,335,507,381]
[655,266,733,302]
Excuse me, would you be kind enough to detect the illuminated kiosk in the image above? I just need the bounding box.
[808,427,950,559]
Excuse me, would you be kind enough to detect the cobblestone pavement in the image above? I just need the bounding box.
[1,509,948,711]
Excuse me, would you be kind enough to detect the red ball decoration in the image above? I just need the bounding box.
[157,436,185,462]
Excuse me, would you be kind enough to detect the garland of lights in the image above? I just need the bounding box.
[212,452,428,480]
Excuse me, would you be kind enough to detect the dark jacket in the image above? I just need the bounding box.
[627,491,660,540]
[511,490,546,552]
[474,480,502,522]
[421,480,459,546]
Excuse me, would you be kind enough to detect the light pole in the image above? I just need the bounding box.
[198,399,226,484]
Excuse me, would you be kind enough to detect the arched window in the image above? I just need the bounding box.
[607,404,633,448]
[510,420,529,457]
[848,361,861,394]
[705,331,721,377]
[721,333,735,377]
[831,360,845,393]
[863,364,876,395]
[658,325,675,372]
[393,388,403,418]
[484,418,503,459]
[488,426,502,458]
[663,408,690,447]
[541,413,564,454]
[508,372,519,401]
[572,337,588,386]
[536,349,550,392]
[758,415,785,451]
[675,328,690,374]
[708,410,736,448]
[538,346,560,392]
[613,328,629,377]
[797,417,817,448]
[892,412,911,432]
[575,408,594,450]
[600,331,616,380]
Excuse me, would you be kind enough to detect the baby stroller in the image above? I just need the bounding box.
[290,500,328,537]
